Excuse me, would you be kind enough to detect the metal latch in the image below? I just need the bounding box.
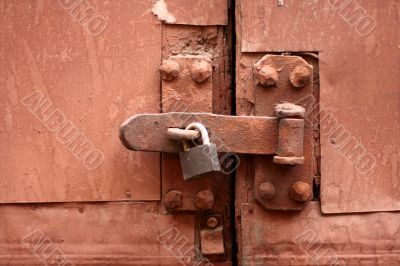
[119,102,305,163]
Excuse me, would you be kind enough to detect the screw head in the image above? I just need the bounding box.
[163,190,183,209]
[289,181,312,202]
[289,66,311,88]
[258,182,276,200]
[206,216,219,229]
[255,65,278,87]
[195,190,215,210]
[191,60,212,83]
[159,59,180,81]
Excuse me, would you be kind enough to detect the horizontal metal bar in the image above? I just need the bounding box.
[119,112,279,154]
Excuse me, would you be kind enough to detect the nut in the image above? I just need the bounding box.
[163,190,183,209]
[289,181,312,202]
[255,65,278,87]
[206,216,219,229]
[159,60,180,81]
[195,190,215,210]
[191,60,212,83]
[289,66,311,88]
[258,182,276,200]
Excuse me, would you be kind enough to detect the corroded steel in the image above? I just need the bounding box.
[239,0,400,213]
[0,0,161,203]
[241,202,400,265]
[120,112,279,154]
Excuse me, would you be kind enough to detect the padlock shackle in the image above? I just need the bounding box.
[184,122,210,145]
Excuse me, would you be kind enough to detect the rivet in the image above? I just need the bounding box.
[206,216,219,229]
[289,66,311,88]
[255,65,278,87]
[191,60,212,83]
[289,181,312,202]
[194,190,215,210]
[163,190,183,209]
[125,191,131,198]
[258,182,276,200]
[159,59,180,81]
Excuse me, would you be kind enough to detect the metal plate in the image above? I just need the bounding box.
[240,0,400,213]
[241,202,400,265]
[0,0,161,202]
[0,202,197,264]
[252,55,314,210]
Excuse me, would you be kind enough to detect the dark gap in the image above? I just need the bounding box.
[228,0,238,265]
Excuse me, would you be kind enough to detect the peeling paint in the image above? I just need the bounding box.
[152,0,176,24]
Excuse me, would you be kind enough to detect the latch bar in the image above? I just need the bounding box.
[120,112,279,155]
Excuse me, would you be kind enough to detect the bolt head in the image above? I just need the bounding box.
[195,190,215,210]
[206,216,219,229]
[255,65,278,87]
[191,60,212,83]
[164,190,183,209]
[258,182,276,200]
[289,66,311,88]
[159,60,180,81]
[289,181,312,202]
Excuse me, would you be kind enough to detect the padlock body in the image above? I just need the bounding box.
[179,143,220,180]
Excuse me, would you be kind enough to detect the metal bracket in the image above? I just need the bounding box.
[120,108,305,160]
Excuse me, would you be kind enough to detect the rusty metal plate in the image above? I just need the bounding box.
[162,55,213,112]
[252,55,314,210]
[120,112,278,154]
[241,202,400,265]
[0,202,200,264]
[0,0,161,202]
[240,0,400,213]
[152,0,227,25]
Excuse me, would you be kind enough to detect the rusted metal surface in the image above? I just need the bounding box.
[161,25,231,115]
[200,228,225,257]
[0,0,161,203]
[0,202,197,265]
[162,55,213,113]
[241,55,314,210]
[152,0,228,25]
[239,0,400,213]
[241,202,400,265]
[120,112,279,154]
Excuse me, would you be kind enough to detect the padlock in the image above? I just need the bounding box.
[179,122,220,180]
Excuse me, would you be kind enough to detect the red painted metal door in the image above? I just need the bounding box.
[235,0,400,265]
[2,0,400,265]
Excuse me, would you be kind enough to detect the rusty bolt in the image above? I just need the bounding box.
[289,181,312,202]
[163,190,183,209]
[206,216,219,229]
[159,59,180,81]
[78,205,84,213]
[125,191,131,198]
[191,60,212,83]
[258,182,276,200]
[289,66,311,88]
[195,190,215,210]
[255,65,278,87]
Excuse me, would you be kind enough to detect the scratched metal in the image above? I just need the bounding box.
[0,202,198,264]
[241,202,400,265]
[0,0,161,202]
[239,0,400,213]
